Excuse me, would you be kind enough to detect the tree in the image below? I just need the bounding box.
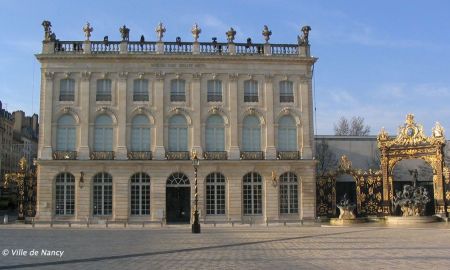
[315,139,338,177]
[334,116,370,136]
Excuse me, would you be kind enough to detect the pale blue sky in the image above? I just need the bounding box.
[1,0,449,135]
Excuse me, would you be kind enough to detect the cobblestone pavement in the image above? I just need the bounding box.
[1,223,450,270]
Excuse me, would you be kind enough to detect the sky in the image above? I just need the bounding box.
[0,0,449,135]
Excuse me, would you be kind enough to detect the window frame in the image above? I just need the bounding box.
[133,79,149,102]
[243,172,263,215]
[130,115,151,151]
[244,80,258,103]
[207,80,222,102]
[96,79,112,102]
[56,115,76,151]
[279,80,294,103]
[93,172,113,216]
[130,172,151,216]
[205,172,226,215]
[279,172,299,214]
[205,115,225,151]
[170,79,186,102]
[242,115,261,151]
[59,78,75,102]
[277,115,297,151]
[55,172,75,216]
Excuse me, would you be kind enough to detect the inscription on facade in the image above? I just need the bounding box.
[150,63,206,68]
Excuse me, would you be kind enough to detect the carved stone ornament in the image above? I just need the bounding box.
[339,155,352,170]
[432,122,445,138]
[192,73,202,80]
[264,74,273,82]
[226,27,236,43]
[42,20,53,41]
[262,25,272,44]
[281,107,291,116]
[155,71,165,80]
[138,73,145,79]
[83,22,93,41]
[44,72,54,80]
[81,71,91,80]
[64,72,71,79]
[102,72,109,79]
[208,106,224,115]
[96,106,109,113]
[228,73,238,81]
[119,25,130,41]
[62,107,72,114]
[191,23,201,42]
[155,22,166,42]
[297,25,311,46]
[118,72,128,80]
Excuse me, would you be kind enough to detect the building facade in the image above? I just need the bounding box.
[35,22,317,224]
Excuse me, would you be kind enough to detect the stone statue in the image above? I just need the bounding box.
[298,25,311,45]
[119,25,130,41]
[155,22,166,42]
[226,27,236,43]
[191,23,201,42]
[432,122,444,138]
[42,20,53,41]
[339,155,352,170]
[337,194,356,219]
[83,22,93,41]
[393,184,430,216]
[262,25,272,43]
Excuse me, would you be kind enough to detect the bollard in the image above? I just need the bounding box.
[32,217,35,228]
[142,221,145,228]
[3,214,8,224]
[68,222,71,228]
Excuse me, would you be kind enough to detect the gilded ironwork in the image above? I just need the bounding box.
[240,151,264,160]
[127,151,152,160]
[52,151,77,160]
[277,151,300,160]
[90,151,114,160]
[203,151,227,160]
[165,151,190,160]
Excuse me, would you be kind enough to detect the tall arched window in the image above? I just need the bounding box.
[278,115,297,151]
[55,172,75,215]
[96,79,112,101]
[279,80,294,103]
[168,115,188,151]
[206,173,226,215]
[130,172,151,215]
[170,79,186,102]
[243,172,262,215]
[59,78,75,101]
[133,79,149,101]
[244,80,258,102]
[93,172,113,216]
[242,115,261,151]
[279,172,298,214]
[131,115,151,151]
[56,115,76,151]
[94,115,113,151]
[205,115,225,151]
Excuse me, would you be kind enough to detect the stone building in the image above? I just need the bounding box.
[0,101,14,182]
[35,22,317,224]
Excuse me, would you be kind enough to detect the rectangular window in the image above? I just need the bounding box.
[59,79,75,101]
[207,80,222,102]
[280,81,294,103]
[170,79,186,102]
[96,79,112,101]
[133,79,149,101]
[244,80,258,102]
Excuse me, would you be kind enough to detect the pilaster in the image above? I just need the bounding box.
[191,73,202,155]
[40,71,54,160]
[228,74,240,159]
[78,71,91,159]
[300,76,313,159]
[264,75,276,159]
[116,72,128,159]
[153,73,166,159]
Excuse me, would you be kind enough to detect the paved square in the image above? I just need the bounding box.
[1,224,450,269]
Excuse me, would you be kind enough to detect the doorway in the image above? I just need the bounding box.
[166,172,191,223]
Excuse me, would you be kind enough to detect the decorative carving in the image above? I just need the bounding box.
[81,71,91,81]
[339,155,352,170]
[155,71,165,80]
[280,107,291,116]
[44,72,54,80]
[262,25,272,44]
[53,151,77,160]
[192,73,202,80]
[42,20,54,41]
[127,151,152,160]
[337,194,356,219]
[90,151,114,160]
[203,151,227,160]
[119,25,130,41]
[118,72,128,80]
[432,122,445,138]
[64,72,71,79]
[240,151,264,160]
[298,25,311,45]
[137,72,145,79]
[377,127,389,141]
[226,27,236,43]
[264,74,273,82]
[83,22,93,41]
[277,151,300,160]
[228,73,239,81]
[166,151,190,160]
[191,23,201,42]
[393,185,430,216]
[155,22,166,41]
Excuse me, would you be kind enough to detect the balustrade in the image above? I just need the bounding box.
[199,42,228,54]
[271,44,299,55]
[235,43,264,55]
[54,41,84,53]
[128,42,157,53]
[91,41,120,53]
[164,42,192,54]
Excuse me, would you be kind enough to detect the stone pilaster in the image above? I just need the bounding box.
[191,73,202,155]
[300,76,313,159]
[153,73,165,159]
[227,177,242,221]
[77,170,91,221]
[78,71,91,160]
[228,74,240,159]
[264,171,278,221]
[40,71,54,160]
[264,75,276,159]
[116,72,128,159]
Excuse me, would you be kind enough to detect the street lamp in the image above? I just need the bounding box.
[191,150,201,233]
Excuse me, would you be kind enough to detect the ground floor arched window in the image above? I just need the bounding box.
[205,172,226,215]
[55,172,75,215]
[93,172,113,216]
[131,172,151,215]
[279,172,298,214]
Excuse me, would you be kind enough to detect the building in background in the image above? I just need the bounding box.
[35,22,316,224]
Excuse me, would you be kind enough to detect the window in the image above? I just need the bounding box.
[243,172,262,215]
[55,173,75,215]
[206,173,226,215]
[244,80,258,102]
[59,79,75,101]
[131,172,151,215]
[242,115,261,151]
[56,115,76,151]
[133,79,149,101]
[278,115,297,151]
[205,115,225,151]
[96,79,112,101]
[131,115,151,151]
[167,172,190,186]
[207,80,222,102]
[168,115,188,151]
[93,172,113,216]
[170,79,185,102]
[279,172,298,214]
[279,80,294,103]
[94,115,113,151]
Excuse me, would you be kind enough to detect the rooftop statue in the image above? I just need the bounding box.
[226,27,236,43]
[432,122,445,138]
[155,22,166,41]
[119,25,130,41]
[41,20,53,41]
[298,25,311,45]
[191,23,201,42]
[262,25,272,43]
[83,22,93,41]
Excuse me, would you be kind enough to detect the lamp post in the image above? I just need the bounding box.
[191,151,201,233]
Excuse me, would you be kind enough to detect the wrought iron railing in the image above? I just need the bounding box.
[240,151,264,160]
[203,151,227,160]
[165,151,190,160]
[90,151,114,160]
[277,151,300,160]
[280,95,294,103]
[127,151,152,160]
[52,151,77,160]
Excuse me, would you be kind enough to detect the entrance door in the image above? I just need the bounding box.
[166,172,191,224]
[166,186,191,223]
